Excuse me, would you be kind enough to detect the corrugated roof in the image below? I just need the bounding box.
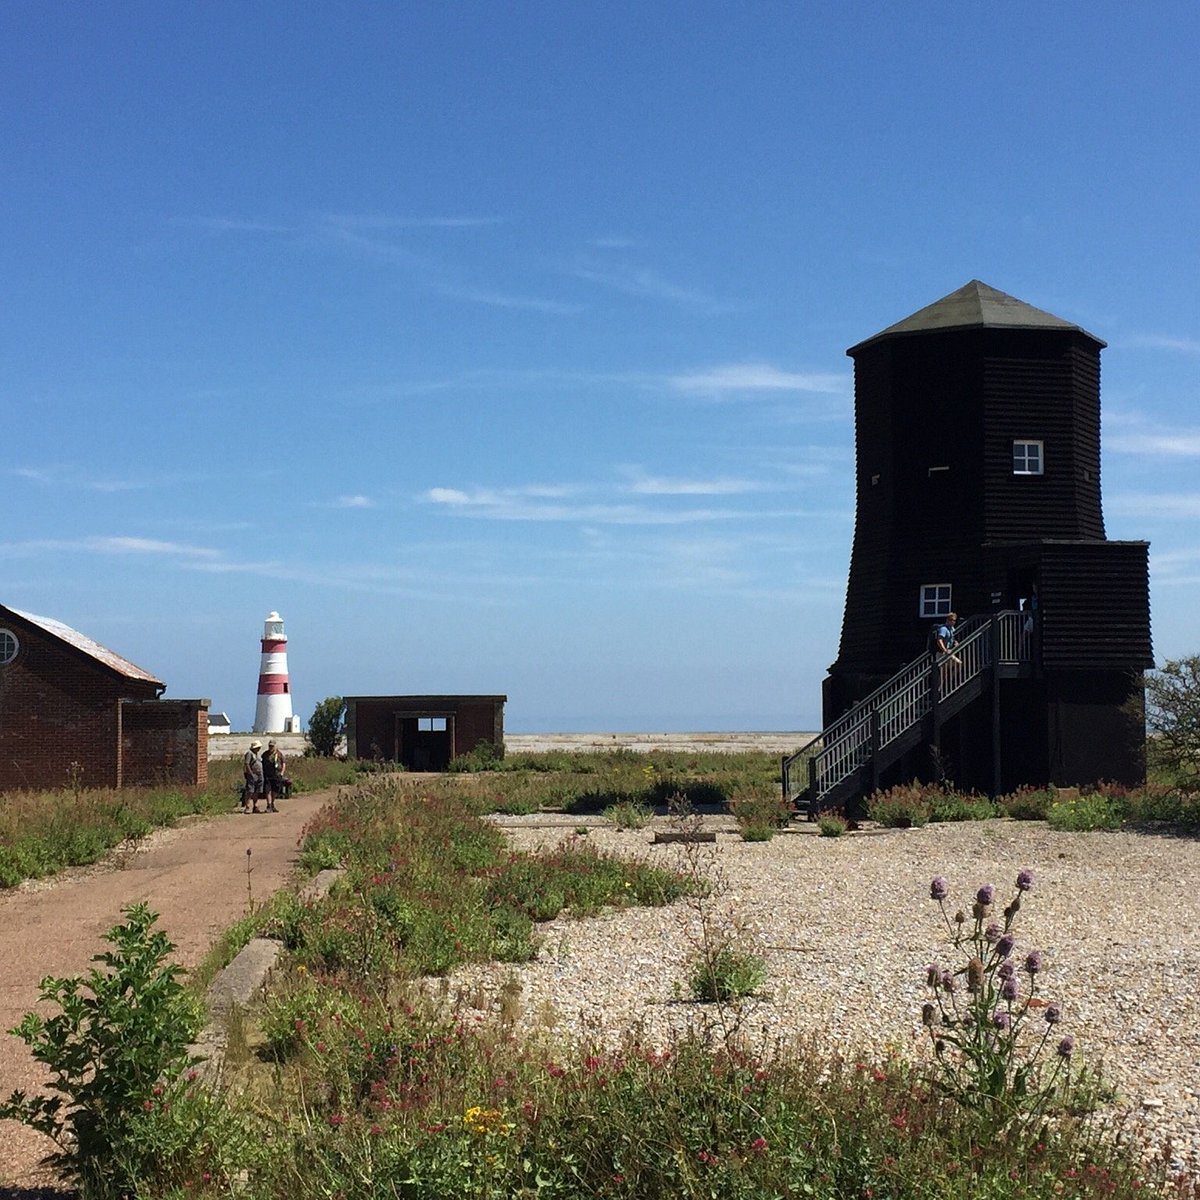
[848,280,1105,354]
[9,607,164,685]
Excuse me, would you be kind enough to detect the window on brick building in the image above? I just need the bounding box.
[0,629,18,665]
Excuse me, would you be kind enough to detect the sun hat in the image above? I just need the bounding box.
[250,740,263,750]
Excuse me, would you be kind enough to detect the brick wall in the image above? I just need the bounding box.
[121,699,209,787]
[0,613,182,792]
[0,621,146,790]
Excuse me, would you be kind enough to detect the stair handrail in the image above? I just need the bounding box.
[783,611,1028,805]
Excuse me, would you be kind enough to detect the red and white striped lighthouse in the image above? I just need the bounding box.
[252,611,294,733]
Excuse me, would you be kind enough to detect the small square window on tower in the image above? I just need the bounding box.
[919,584,952,618]
[1013,439,1044,475]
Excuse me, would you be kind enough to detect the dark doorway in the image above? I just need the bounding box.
[395,713,455,771]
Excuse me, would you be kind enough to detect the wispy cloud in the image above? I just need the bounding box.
[568,260,728,311]
[320,212,507,231]
[434,284,583,314]
[0,536,220,559]
[1108,492,1200,519]
[588,235,639,249]
[623,471,770,497]
[669,363,847,396]
[10,466,153,492]
[1105,410,1200,458]
[422,485,742,525]
[1107,431,1200,457]
[321,494,376,509]
[419,476,835,526]
[1124,333,1200,356]
[170,215,292,234]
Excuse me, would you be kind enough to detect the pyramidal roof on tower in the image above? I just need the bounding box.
[848,280,1105,355]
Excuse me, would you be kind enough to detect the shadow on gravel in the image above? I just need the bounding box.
[0,1189,75,1200]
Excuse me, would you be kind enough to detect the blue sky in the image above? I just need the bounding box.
[2,3,1197,732]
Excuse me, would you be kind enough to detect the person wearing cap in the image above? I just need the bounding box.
[242,740,265,814]
[261,740,284,811]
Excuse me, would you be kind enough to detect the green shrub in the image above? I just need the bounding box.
[728,785,791,841]
[447,740,505,772]
[866,782,932,827]
[0,904,248,1198]
[1046,792,1123,832]
[929,791,997,822]
[1096,780,1200,829]
[306,696,345,757]
[1000,786,1055,820]
[604,799,653,830]
[646,777,728,808]
[688,943,766,1002]
[817,811,849,837]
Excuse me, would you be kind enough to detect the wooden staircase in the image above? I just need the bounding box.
[783,611,1033,816]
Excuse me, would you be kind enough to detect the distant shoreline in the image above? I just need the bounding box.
[208,730,818,761]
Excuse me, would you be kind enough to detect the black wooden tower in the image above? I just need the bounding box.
[811,280,1152,803]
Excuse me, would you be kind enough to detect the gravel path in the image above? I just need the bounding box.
[449,816,1200,1173]
[0,786,342,1193]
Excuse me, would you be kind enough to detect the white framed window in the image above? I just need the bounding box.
[919,584,952,618]
[418,717,447,733]
[1013,440,1044,475]
[0,629,18,665]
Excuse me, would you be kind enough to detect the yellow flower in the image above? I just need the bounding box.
[463,1105,511,1136]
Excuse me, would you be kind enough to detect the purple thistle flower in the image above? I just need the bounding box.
[926,963,941,988]
[930,877,949,901]
[992,1009,1011,1030]
[1016,868,1035,892]
[977,884,995,906]
[1001,976,1019,1002]
[940,970,956,994]
[984,921,1001,944]
[996,933,1016,958]
[998,960,1015,980]
[1057,1035,1074,1059]
[1045,1005,1062,1025]
[1024,950,1044,976]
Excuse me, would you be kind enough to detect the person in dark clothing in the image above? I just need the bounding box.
[261,740,284,811]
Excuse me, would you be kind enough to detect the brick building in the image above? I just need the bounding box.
[0,604,209,791]
[344,695,506,770]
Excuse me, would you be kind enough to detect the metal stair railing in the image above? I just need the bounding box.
[783,611,1029,810]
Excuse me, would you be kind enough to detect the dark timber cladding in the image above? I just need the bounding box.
[344,695,506,771]
[822,280,1151,793]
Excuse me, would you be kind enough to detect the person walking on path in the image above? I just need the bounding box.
[242,740,265,813]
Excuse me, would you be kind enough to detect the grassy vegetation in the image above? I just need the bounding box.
[429,747,788,817]
[6,758,1200,1198]
[863,777,1200,834]
[0,755,358,889]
